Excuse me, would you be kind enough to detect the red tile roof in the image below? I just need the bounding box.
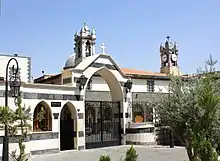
[121,68,167,77]
[34,67,167,83]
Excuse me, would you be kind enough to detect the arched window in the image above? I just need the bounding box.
[85,41,91,57]
[33,101,52,132]
[132,103,144,123]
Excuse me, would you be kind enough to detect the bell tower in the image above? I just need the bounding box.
[160,36,180,76]
[74,22,96,66]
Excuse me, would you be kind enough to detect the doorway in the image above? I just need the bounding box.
[60,103,75,151]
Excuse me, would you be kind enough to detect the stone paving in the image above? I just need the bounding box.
[30,145,189,161]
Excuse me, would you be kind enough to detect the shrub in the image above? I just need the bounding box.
[124,145,138,161]
[198,139,218,161]
[99,154,111,161]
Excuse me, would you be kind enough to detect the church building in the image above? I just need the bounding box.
[0,23,180,158]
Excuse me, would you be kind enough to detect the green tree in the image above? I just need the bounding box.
[0,96,32,161]
[0,105,17,159]
[152,56,220,161]
[0,106,15,131]
[11,96,32,161]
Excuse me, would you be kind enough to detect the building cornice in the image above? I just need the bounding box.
[0,81,77,91]
[0,53,31,59]
[126,74,170,80]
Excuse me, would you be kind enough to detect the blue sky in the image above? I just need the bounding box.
[0,0,220,77]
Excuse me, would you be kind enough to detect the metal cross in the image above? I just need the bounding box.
[100,43,106,54]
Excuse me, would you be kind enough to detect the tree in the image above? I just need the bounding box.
[0,105,17,159]
[152,56,220,161]
[0,96,32,161]
[11,96,32,161]
[0,106,15,132]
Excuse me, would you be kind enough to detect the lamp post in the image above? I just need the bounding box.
[2,58,21,161]
[78,74,88,91]
[124,78,133,102]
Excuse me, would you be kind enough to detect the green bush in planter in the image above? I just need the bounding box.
[99,154,111,161]
[124,145,138,161]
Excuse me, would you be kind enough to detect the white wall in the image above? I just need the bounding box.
[155,80,169,93]
[126,133,155,144]
[131,78,169,93]
[95,57,112,65]
[126,123,156,144]
[27,139,59,152]
[90,76,110,91]
[0,83,83,133]
[0,83,86,155]
[21,85,76,95]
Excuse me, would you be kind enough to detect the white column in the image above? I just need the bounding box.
[75,101,85,150]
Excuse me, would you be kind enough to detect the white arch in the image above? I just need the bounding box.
[60,101,77,120]
[83,66,123,102]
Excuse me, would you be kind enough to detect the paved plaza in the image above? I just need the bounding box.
[30,145,189,161]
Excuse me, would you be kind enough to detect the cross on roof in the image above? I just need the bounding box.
[100,43,106,54]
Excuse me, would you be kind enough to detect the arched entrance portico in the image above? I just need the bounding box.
[60,102,77,151]
[84,67,124,149]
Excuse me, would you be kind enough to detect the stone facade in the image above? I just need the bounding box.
[0,23,180,158]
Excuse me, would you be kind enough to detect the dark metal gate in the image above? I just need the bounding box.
[85,101,121,149]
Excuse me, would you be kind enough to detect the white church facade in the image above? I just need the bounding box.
[0,23,180,158]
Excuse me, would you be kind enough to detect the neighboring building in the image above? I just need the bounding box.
[0,53,31,83]
[0,23,180,158]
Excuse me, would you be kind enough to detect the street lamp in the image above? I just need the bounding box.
[75,74,88,101]
[2,58,21,161]
[124,78,133,102]
[77,74,88,91]
[124,78,133,93]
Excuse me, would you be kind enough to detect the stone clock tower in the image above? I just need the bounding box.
[160,36,180,76]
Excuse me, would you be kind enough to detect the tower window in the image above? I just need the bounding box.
[77,41,81,58]
[146,80,155,92]
[85,41,91,57]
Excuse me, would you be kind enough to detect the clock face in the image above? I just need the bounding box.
[162,54,168,62]
[171,54,177,62]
